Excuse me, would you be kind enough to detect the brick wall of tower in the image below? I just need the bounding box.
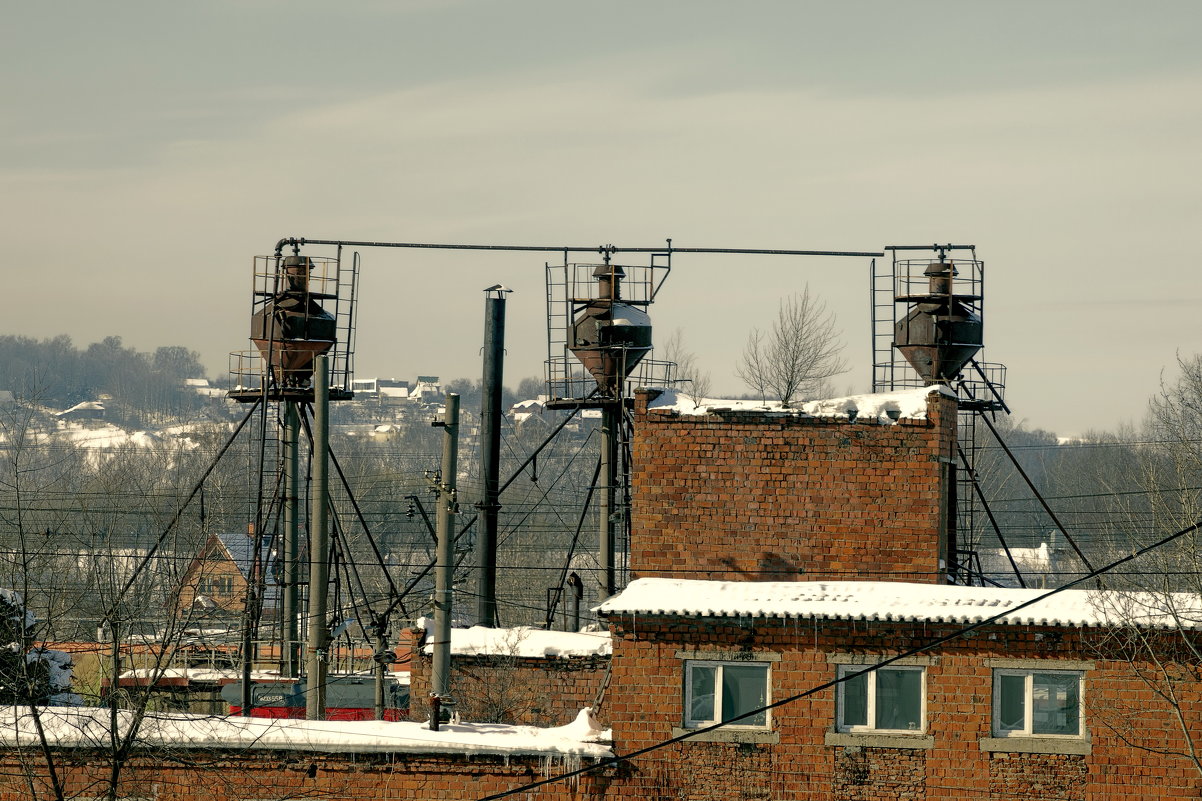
[630,389,959,583]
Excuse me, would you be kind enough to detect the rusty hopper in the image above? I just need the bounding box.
[894,259,982,383]
[250,255,337,388]
[569,264,652,395]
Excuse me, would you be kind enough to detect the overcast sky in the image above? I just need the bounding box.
[3,1,1199,436]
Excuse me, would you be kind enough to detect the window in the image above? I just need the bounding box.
[196,576,234,596]
[837,665,925,733]
[684,660,770,729]
[993,669,1082,737]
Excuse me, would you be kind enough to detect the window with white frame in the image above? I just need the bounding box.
[993,669,1083,737]
[837,665,925,733]
[684,660,770,729]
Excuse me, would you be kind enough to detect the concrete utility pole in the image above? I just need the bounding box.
[430,393,460,728]
[305,356,331,721]
[283,401,301,678]
[567,572,584,632]
[476,288,508,626]
[372,615,391,721]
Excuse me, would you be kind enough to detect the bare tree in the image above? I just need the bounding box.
[1085,354,1202,778]
[660,329,711,404]
[736,286,847,406]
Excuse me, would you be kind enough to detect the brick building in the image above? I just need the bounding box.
[174,531,277,619]
[406,623,610,727]
[594,386,1202,799]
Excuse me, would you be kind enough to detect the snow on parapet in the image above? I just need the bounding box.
[416,623,612,658]
[597,578,1202,631]
[646,386,952,423]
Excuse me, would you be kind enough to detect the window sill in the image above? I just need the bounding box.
[825,732,934,750]
[979,737,1090,756]
[671,727,779,745]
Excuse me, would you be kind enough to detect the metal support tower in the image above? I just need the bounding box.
[871,245,1009,585]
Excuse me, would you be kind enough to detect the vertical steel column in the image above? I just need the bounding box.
[305,356,330,721]
[283,401,300,678]
[431,394,460,710]
[476,291,506,626]
[599,402,618,597]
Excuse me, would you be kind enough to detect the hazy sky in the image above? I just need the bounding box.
[3,1,1199,436]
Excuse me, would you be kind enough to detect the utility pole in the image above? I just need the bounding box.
[430,393,459,730]
[476,287,509,626]
[305,356,330,721]
[372,614,393,721]
[567,572,583,632]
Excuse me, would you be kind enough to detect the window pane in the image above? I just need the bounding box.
[721,664,768,726]
[689,665,716,723]
[997,674,1026,732]
[1032,673,1079,735]
[876,668,922,731]
[840,670,868,728]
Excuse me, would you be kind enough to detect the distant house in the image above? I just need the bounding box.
[978,540,1071,589]
[183,377,226,399]
[410,376,443,403]
[379,385,410,404]
[510,398,547,425]
[55,401,105,421]
[0,390,14,406]
[175,532,278,620]
[351,377,410,398]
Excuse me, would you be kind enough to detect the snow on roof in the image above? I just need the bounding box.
[596,578,1202,630]
[646,385,953,423]
[0,706,612,759]
[59,400,105,414]
[119,667,285,682]
[417,624,611,658]
[59,423,168,450]
[119,667,411,684]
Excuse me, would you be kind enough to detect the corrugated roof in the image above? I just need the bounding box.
[596,578,1202,630]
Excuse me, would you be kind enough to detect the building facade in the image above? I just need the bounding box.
[595,387,1202,800]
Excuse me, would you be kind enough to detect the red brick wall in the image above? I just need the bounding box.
[407,628,608,727]
[630,389,958,584]
[600,613,1202,800]
[0,750,615,801]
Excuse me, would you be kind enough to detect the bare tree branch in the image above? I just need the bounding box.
[736,286,847,406]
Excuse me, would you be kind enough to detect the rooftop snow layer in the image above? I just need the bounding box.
[418,624,612,658]
[646,385,952,423]
[596,578,1202,630]
[0,706,612,758]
